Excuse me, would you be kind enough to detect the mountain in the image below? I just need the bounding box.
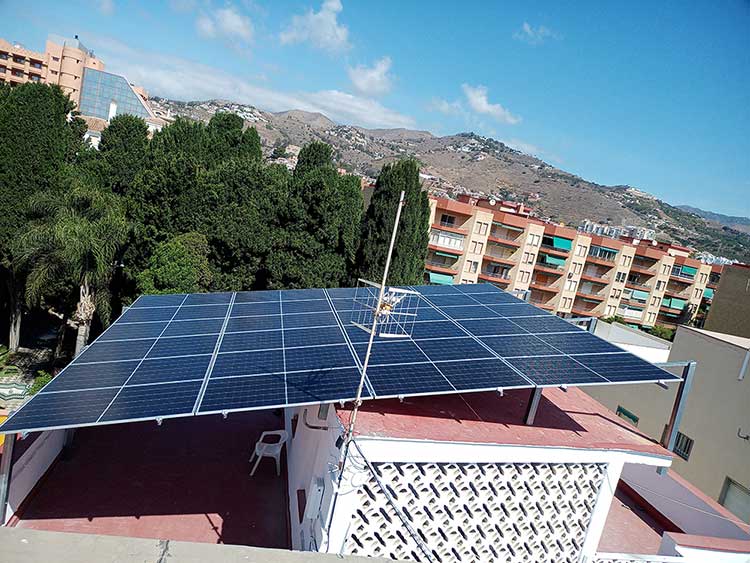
[677,205,750,234]
[149,97,750,263]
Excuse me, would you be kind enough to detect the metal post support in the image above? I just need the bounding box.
[587,316,599,334]
[0,433,17,525]
[658,361,696,475]
[524,388,542,425]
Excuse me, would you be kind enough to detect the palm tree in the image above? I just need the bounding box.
[15,179,129,356]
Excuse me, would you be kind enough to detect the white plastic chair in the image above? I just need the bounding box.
[249,430,288,476]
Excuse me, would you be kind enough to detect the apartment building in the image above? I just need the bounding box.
[704,264,750,338]
[586,325,750,523]
[426,195,715,328]
[0,35,104,106]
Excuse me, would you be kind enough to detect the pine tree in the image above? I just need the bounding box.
[98,114,149,196]
[356,159,429,285]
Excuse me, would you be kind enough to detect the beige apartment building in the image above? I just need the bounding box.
[0,34,104,106]
[586,325,750,523]
[426,194,715,328]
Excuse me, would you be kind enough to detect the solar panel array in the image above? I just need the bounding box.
[0,283,679,434]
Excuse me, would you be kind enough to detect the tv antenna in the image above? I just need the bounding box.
[345,190,419,444]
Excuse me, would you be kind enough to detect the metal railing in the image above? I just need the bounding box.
[481,270,511,280]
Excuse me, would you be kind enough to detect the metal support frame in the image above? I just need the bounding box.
[658,361,696,475]
[0,433,17,525]
[524,388,542,425]
[587,316,599,334]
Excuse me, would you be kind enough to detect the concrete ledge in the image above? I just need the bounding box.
[0,527,397,563]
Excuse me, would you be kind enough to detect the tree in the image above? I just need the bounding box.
[0,83,84,351]
[137,232,212,294]
[356,159,429,285]
[15,178,129,355]
[294,141,333,178]
[199,159,288,290]
[268,143,363,289]
[98,114,149,195]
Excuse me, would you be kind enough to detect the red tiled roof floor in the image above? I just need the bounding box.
[337,387,671,458]
[598,486,668,554]
[12,411,290,548]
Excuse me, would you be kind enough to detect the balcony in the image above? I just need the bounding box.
[479,271,511,284]
[663,285,690,298]
[534,261,565,275]
[669,272,695,283]
[487,232,522,247]
[428,231,465,253]
[580,270,610,284]
[617,307,644,322]
[539,243,569,258]
[571,298,601,314]
[576,290,606,302]
[625,279,652,290]
[425,260,459,276]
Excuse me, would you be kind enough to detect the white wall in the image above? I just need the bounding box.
[285,405,345,552]
[5,430,65,523]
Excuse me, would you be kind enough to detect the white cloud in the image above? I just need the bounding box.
[461,84,521,125]
[97,0,114,15]
[92,36,414,129]
[280,0,350,53]
[196,6,253,43]
[428,98,465,117]
[348,57,393,97]
[513,22,558,45]
[195,14,216,38]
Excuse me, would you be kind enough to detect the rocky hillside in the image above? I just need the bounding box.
[150,98,750,262]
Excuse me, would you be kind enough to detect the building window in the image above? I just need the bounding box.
[474,221,488,235]
[429,230,464,250]
[52,56,60,61]
[575,244,587,257]
[673,431,694,461]
[565,279,577,292]
[11,69,23,77]
[528,233,541,246]
[621,255,631,267]
[651,296,660,306]
[572,262,582,274]
[470,241,484,254]
[662,264,670,274]
[13,56,25,64]
[694,288,701,299]
[440,214,456,227]
[719,478,750,523]
[616,406,639,427]
[523,252,535,264]
[611,289,621,299]
[606,305,616,316]
[519,270,530,283]
[699,273,708,284]
[460,278,472,284]
[465,260,478,273]
[615,271,626,283]
[561,297,572,308]
[647,312,656,323]
[656,280,665,291]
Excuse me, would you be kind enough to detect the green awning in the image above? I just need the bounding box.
[435,250,460,258]
[680,265,698,276]
[663,297,686,310]
[542,255,567,266]
[631,290,650,301]
[429,272,454,285]
[552,236,573,251]
[703,288,714,299]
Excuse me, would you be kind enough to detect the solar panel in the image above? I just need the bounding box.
[0,283,681,434]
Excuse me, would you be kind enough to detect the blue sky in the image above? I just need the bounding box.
[3,0,749,215]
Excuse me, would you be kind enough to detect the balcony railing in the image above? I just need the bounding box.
[670,270,695,281]
[426,260,458,271]
[617,308,644,321]
[540,243,569,253]
[626,279,651,289]
[490,230,521,242]
[428,233,464,251]
[481,270,511,281]
[486,250,516,261]
[582,270,610,281]
[588,249,617,263]
[535,260,565,271]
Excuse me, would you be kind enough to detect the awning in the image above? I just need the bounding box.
[552,236,572,251]
[541,255,567,267]
[435,250,460,258]
[680,265,698,277]
[703,288,714,299]
[429,272,455,285]
[631,290,650,301]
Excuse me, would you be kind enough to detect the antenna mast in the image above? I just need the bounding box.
[345,190,406,444]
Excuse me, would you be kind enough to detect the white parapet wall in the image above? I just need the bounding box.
[5,430,65,523]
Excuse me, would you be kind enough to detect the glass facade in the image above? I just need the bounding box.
[79,68,151,120]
